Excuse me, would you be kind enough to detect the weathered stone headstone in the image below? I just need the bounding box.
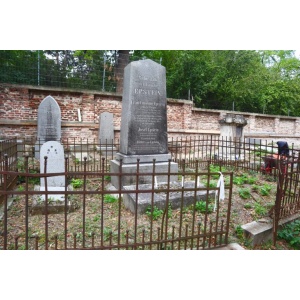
[97,112,116,157]
[119,59,168,156]
[111,59,178,188]
[35,96,61,158]
[39,141,65,201]
[99,112,114,143]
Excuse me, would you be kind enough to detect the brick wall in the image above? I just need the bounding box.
[1,83,300,146]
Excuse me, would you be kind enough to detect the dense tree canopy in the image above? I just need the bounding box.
[1,50,300,116]
[135,50,300,116]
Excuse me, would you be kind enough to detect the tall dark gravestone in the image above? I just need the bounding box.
[111,59,178,188]
[35,96,61,158]
[120,59,168,156]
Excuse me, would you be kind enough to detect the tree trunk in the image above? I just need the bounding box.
[115,50,130,94]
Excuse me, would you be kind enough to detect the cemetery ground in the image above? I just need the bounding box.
[2,161,294,250]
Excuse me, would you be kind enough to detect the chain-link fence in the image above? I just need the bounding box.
[0,50,160,92]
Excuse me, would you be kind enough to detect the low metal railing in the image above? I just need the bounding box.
[0,156,233,250]
[2,135,300,249]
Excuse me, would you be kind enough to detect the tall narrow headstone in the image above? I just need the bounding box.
[99,112,114,143]
[35,96,61,158]
[111,59,178,188]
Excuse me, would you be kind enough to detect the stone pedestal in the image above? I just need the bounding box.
[110,156,178,189]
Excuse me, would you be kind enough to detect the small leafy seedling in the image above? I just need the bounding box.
[146,206,163,220]
[71,178,84,188]
[104,194,118,203]
[259,184,272,196]
[244,203,252,209]
[238,188,251,199]
[194,201,213,214]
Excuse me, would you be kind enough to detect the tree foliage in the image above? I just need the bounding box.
[1,50,300,116]
[137,50,300,116]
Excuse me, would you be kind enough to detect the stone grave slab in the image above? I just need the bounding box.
[122,181,216,215]
[35,96,61,158]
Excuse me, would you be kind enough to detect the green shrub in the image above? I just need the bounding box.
[278,220,300,249]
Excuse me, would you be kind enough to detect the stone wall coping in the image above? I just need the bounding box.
[192,107,299,120]
[1,83,122,98]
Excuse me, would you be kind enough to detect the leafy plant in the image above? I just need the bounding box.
[278,220,300,249]
[254,202,267,216]
[238,188,251,199]
[235,225,244,239]
[93,214,101,222]
[251,184,260,192]
[244,203,252,209]
[246,176,257,184]
[205,180,217,188]
[28,170,40,184]
[259,184,272,196]
[71,178,84,188]
[104,194,118,203]
[146,206,163,220]
[233,176,246,185]
[194,201,213,214]
[17,185,25,192]
[209,164,227,179]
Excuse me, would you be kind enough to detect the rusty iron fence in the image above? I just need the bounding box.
[1,135,300,249]
[272,156,300,244]
[17,135,300,174]
[0,138,18,205]
[0,154,233,250]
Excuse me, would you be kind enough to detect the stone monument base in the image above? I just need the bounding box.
[96,146,117,157]
[110,154,178,189]
[30,185,77,215]
[122,181,215,215]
